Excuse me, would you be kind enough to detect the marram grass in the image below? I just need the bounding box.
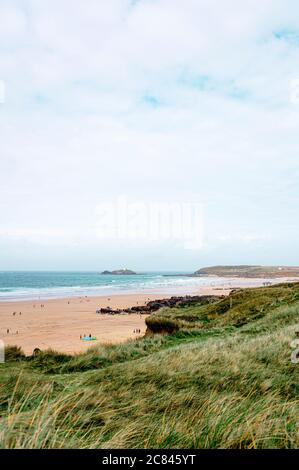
[0,284,298,448]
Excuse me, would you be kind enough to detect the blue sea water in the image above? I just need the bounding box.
[0,271,225,301]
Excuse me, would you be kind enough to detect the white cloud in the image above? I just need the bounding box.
[1,0,299,268]
[0,2,27,39]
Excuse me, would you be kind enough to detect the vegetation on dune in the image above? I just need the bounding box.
[0,283,298,448]
[146,282,299,333]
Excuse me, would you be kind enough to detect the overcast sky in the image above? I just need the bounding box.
[1,0,299,271]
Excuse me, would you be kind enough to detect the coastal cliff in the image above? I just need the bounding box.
[193,265,299,278]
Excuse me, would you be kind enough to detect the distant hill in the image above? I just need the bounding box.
[101,269,136,275]
[193,265,299,278]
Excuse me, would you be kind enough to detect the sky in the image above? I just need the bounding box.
[1,0,299,271]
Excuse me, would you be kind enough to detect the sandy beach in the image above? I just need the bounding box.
[0,277,296,355]
[0,293,163,355]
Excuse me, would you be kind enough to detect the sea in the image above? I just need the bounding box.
[0,271,235,301]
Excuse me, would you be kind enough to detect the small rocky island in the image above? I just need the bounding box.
[101,269,136,275]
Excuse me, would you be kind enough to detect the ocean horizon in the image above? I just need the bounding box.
[0,270,203,301]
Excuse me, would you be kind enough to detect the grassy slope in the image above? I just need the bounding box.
[145,282,299,333]
[0,284,298,449]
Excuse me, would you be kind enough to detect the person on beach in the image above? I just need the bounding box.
[7,329,9,334]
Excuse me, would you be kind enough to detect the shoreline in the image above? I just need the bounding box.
[0,287,225,356]
[0,277,297,355]
[0,275,297,303]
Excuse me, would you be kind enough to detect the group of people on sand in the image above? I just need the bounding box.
[5,328,18,335]
[80,333,93,339]
[133,328,141,334]
[9,311,22,335]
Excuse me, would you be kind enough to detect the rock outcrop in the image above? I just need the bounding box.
[96,295,219,315]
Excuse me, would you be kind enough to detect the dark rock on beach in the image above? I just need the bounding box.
[96,294,220,315]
